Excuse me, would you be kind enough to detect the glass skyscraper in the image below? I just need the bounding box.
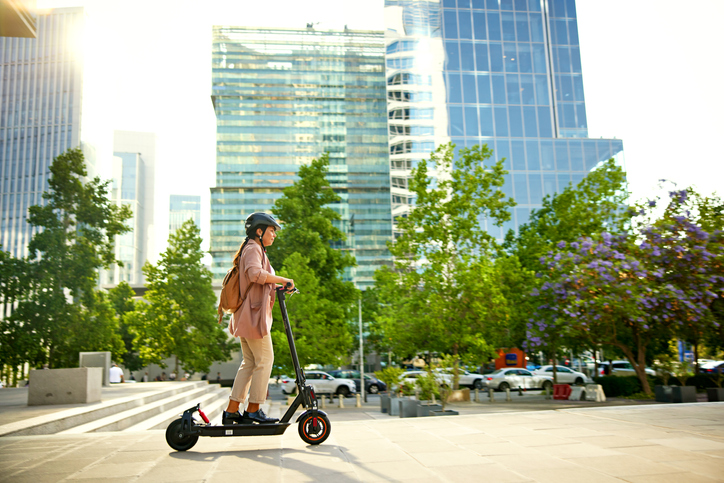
[169,194,201,234]
[385,0,624,237]
[0,8,86,258]
[210,27,392,288]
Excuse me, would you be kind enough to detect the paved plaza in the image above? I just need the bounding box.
[1,402,723,482]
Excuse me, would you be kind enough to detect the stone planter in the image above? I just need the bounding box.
[389,395,401,416]
[430,409,459,417]
[706,387,724,402]
[380,394,395,414]
[654,385,673,403]
[416,403,442,417]
[671,385,697,403]
[398,398,418,418]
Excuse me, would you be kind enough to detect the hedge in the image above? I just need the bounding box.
[592,376,642,397]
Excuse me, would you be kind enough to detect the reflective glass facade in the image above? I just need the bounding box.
[0,8,84,258]
[169,194,200,234]
[385,0,624,237]
[211,27,393,288]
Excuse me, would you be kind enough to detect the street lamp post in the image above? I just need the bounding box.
[359,294,366,402]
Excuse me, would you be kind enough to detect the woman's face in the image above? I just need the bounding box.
[258,226,277,246]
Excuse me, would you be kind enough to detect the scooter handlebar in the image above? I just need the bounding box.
[277,282,299,294]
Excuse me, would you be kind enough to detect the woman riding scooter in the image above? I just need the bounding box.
[222,213,294,424]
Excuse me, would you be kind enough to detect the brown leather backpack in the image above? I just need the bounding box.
[217,251,253,324]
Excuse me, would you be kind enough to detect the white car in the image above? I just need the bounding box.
[401,370,451,389]
[482,368,554,392]
[435,369,486,389]
[532,365,591,385]
[598,360,656,377]
[280,371,356,397]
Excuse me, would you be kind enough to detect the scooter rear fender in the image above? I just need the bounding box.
[296,409,329,423]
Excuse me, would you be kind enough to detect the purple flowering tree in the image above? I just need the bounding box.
[526,189,724,394]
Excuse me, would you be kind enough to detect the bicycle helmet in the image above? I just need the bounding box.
[245,212,281,240]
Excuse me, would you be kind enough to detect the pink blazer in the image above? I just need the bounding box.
[228,242,276,339]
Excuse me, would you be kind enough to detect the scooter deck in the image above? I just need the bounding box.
[196,422,291,437]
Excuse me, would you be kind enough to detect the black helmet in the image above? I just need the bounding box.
[245,212,281,239]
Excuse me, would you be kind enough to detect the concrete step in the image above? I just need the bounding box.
[60,384,222,434]
[125,386,228,431]
[0,381,210,437]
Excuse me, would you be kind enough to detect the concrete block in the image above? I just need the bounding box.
[570,386,586,401]
[79,351,111,386]
[585,384,606,402]
[28,367,102,406]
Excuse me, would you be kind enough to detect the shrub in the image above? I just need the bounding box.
[593,376,642,397]
[374,366,404,394]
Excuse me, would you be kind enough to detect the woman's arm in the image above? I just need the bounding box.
[242,244,294,289]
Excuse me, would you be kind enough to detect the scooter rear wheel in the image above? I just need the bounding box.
[298,413,331,445]
[166,418,199,451]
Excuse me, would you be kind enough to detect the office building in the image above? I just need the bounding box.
[385,0,624,237]
[210,26,392,288]
[0,8,91,259]
[100,131,156,287]
[169,194,201,234]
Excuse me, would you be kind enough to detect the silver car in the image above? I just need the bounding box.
[483,368,553,392]
[280,371,356,397]
[532,365,591,385]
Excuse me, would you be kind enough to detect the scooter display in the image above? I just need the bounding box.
[165,283,330,451]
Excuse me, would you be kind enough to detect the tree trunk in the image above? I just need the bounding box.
[694,342,700,374]
[618,344,652,395]
[551,353,558,384]
[174,356,179,380]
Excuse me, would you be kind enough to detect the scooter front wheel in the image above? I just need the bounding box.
[166,418,199,451]
[298,413,331,445]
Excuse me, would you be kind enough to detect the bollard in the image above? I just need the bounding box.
[320,395,326,409]
[545,386,551,400]
[518,387,523,397]
[489,387,495,402]
[505,387,511,402]
[355,393,361,408]
[339,394,345,408]
[474,388,479,402]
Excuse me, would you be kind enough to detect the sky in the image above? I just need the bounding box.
[35,0,724,258]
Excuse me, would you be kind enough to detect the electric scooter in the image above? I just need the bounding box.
[165,283,330,451]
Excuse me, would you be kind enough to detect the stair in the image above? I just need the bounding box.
[124,385,228,431]
[60,384,225,434]
[0,381,216,437]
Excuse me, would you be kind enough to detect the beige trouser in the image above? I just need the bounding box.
[229,334,274,405]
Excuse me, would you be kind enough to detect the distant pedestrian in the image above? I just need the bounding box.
[142,372,149,382]
[216,372,221,384]
[109,364,124,384]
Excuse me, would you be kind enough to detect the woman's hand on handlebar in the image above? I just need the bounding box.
[281,278,295,292]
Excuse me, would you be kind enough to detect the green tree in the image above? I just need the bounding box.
[504,159,629,272]
[375,143,515,387]
[271,253,354,374]
[265,153,357,372]
[9,148,131,368]
[108,282,143,372]
[126,219,233,375]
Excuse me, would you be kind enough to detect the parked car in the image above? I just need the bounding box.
[280,371,356,397]
[598,360,656,377]
[328,370,387,394]
[532,365,591,385]
[434,368,486,389]
[482,368,554,392]
[401,370,451,388]
[701,361,724,374]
